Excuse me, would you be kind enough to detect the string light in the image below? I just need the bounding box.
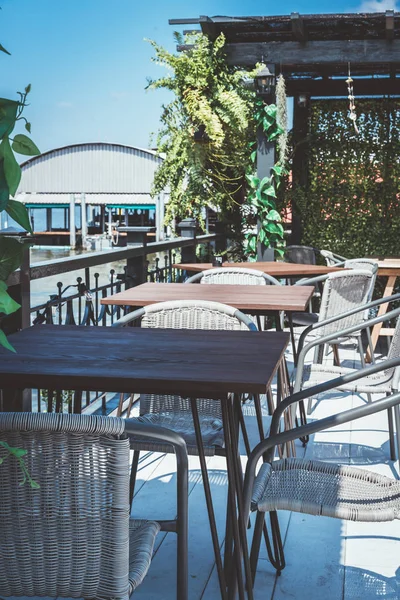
[346,62,359,134]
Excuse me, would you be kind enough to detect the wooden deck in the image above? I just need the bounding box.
[131,332,400,600]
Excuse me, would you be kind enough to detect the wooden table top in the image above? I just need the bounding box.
[173,261,344,276]
[372,259,400,277]
[0,325,289,397]
[101,282,314,312]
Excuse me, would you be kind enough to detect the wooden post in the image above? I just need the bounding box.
[257,65,276,261]
[46,207,52,231]
[69,194,76,248]
[291,94,311,244]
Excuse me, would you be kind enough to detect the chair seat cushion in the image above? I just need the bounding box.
[251,458,400,521]
[302,363,393,393]
[130,412,225,456]
[128,519,160,593]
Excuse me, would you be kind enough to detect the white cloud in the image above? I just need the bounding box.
[56,101,73,108]
[358,0,398,11]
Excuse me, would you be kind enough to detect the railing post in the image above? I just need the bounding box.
[177,218,197,263]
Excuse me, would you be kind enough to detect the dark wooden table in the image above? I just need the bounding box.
[0,324,289,600]
[100,282,314,314]
[173,261,344,277]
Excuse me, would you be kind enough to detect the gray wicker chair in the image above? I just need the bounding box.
[320,249,347,265]
[284,245,317,264]
[113,299,268,597]
[241,361,400,593]
[185,266,282,287]
[291,269,373,365]
[0,412,188,600]
[294,294,400,460]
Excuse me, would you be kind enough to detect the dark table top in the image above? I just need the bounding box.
[0,325,290,397]
[173,261,344,276]
[100,282,314,313]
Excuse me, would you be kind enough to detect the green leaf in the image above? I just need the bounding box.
[262,184,276,199]
[6,199,33,233]
[275,247,285,258]
[266,209,282,221]
[265,104,277,119]
[258,227,267,244]
[9,447,27,458]
[25,84,32,94]
[0,44,11,56]
[0,329,16,353]
[245,174,260,189]
[12,134,40,157]
[25,122,31,134]
[272,165,284,177]
[250,150,256,163]
[265,221,284,235]
[0,137,21,196]
[0,281,20,315]
[248,234,257,253]
[30,479,41,489]
[0,236,24,280]
[0,98,19,138]
[259,176,273,190]
[0,157,10,210]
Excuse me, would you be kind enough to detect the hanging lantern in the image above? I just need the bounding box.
[254,65,276,98]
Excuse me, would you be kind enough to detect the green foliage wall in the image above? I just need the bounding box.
[294,98,400,258]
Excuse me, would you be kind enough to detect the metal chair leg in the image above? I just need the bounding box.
[387,405,396,461]
[394,402,400,463]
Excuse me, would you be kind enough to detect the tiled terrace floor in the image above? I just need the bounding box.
[131,332,400,600]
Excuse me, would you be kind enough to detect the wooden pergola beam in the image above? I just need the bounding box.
[386,10,395,40]
[222,39,400,66]
[286,76,400,97]
[291,13,307,42]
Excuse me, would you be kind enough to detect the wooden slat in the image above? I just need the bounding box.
[223,39,400,66]
[173,261,344,276]
[0,325,289,397]
[291,12,307,42]
[100,282,314,312]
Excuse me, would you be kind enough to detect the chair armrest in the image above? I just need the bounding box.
[124,420,188,548]
[262,273,283,286]
[112,307,145,327]
[294,274,329,287]
[243,388,400,518]
[295,304,400,391]
[298,292,400,354]
[184,272,203,283]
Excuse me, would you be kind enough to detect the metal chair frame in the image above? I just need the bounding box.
[240,359,400,599]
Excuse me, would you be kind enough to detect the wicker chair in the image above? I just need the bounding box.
[185,266,282,287]
[320,249,347,266]
[284,245,317,265]
[0,412,188,600]
[291,269,373,365]
[294,295,400,460]
[113,299,270,597]
[241,361,400,592]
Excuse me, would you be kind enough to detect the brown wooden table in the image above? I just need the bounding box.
[366,259,400,361]
[100,282,314,315]
[0,324,289,600]
[173,261,344,277]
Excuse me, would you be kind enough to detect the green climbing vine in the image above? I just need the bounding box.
[148,32,288,258]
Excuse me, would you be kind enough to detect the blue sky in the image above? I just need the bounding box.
[1,0,395,155]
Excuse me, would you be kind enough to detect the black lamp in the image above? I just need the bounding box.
[254,65,275,98]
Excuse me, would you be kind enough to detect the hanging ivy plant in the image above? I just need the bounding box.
[148,32,288,258]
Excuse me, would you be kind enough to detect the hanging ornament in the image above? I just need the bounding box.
[346,63,359,134]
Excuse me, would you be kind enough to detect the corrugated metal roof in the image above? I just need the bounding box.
[17,142,164,194]
[18,192,160,206]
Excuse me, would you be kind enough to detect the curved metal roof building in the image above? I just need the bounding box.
[15,142,165,207]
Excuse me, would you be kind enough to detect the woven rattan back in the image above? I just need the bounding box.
[0,413,130,599]
[285,245,316,265]
[345,259,378,299]
[318,270,373,336]
[201,267,267,286]
[140,300,255,418]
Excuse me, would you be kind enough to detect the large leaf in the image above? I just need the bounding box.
[266,209,282,221]
[0,98,18,138]
[0,157,9,211]
[265,221,284,235]
[245,174,260,189]
[0,137,21,196]
[0,236,24,280]
[12,134,40,157]
[0,281,20,314]
[259,176,273,190]
[6,199,33,233]
[0,329,16,353]
[261,184,276,199]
